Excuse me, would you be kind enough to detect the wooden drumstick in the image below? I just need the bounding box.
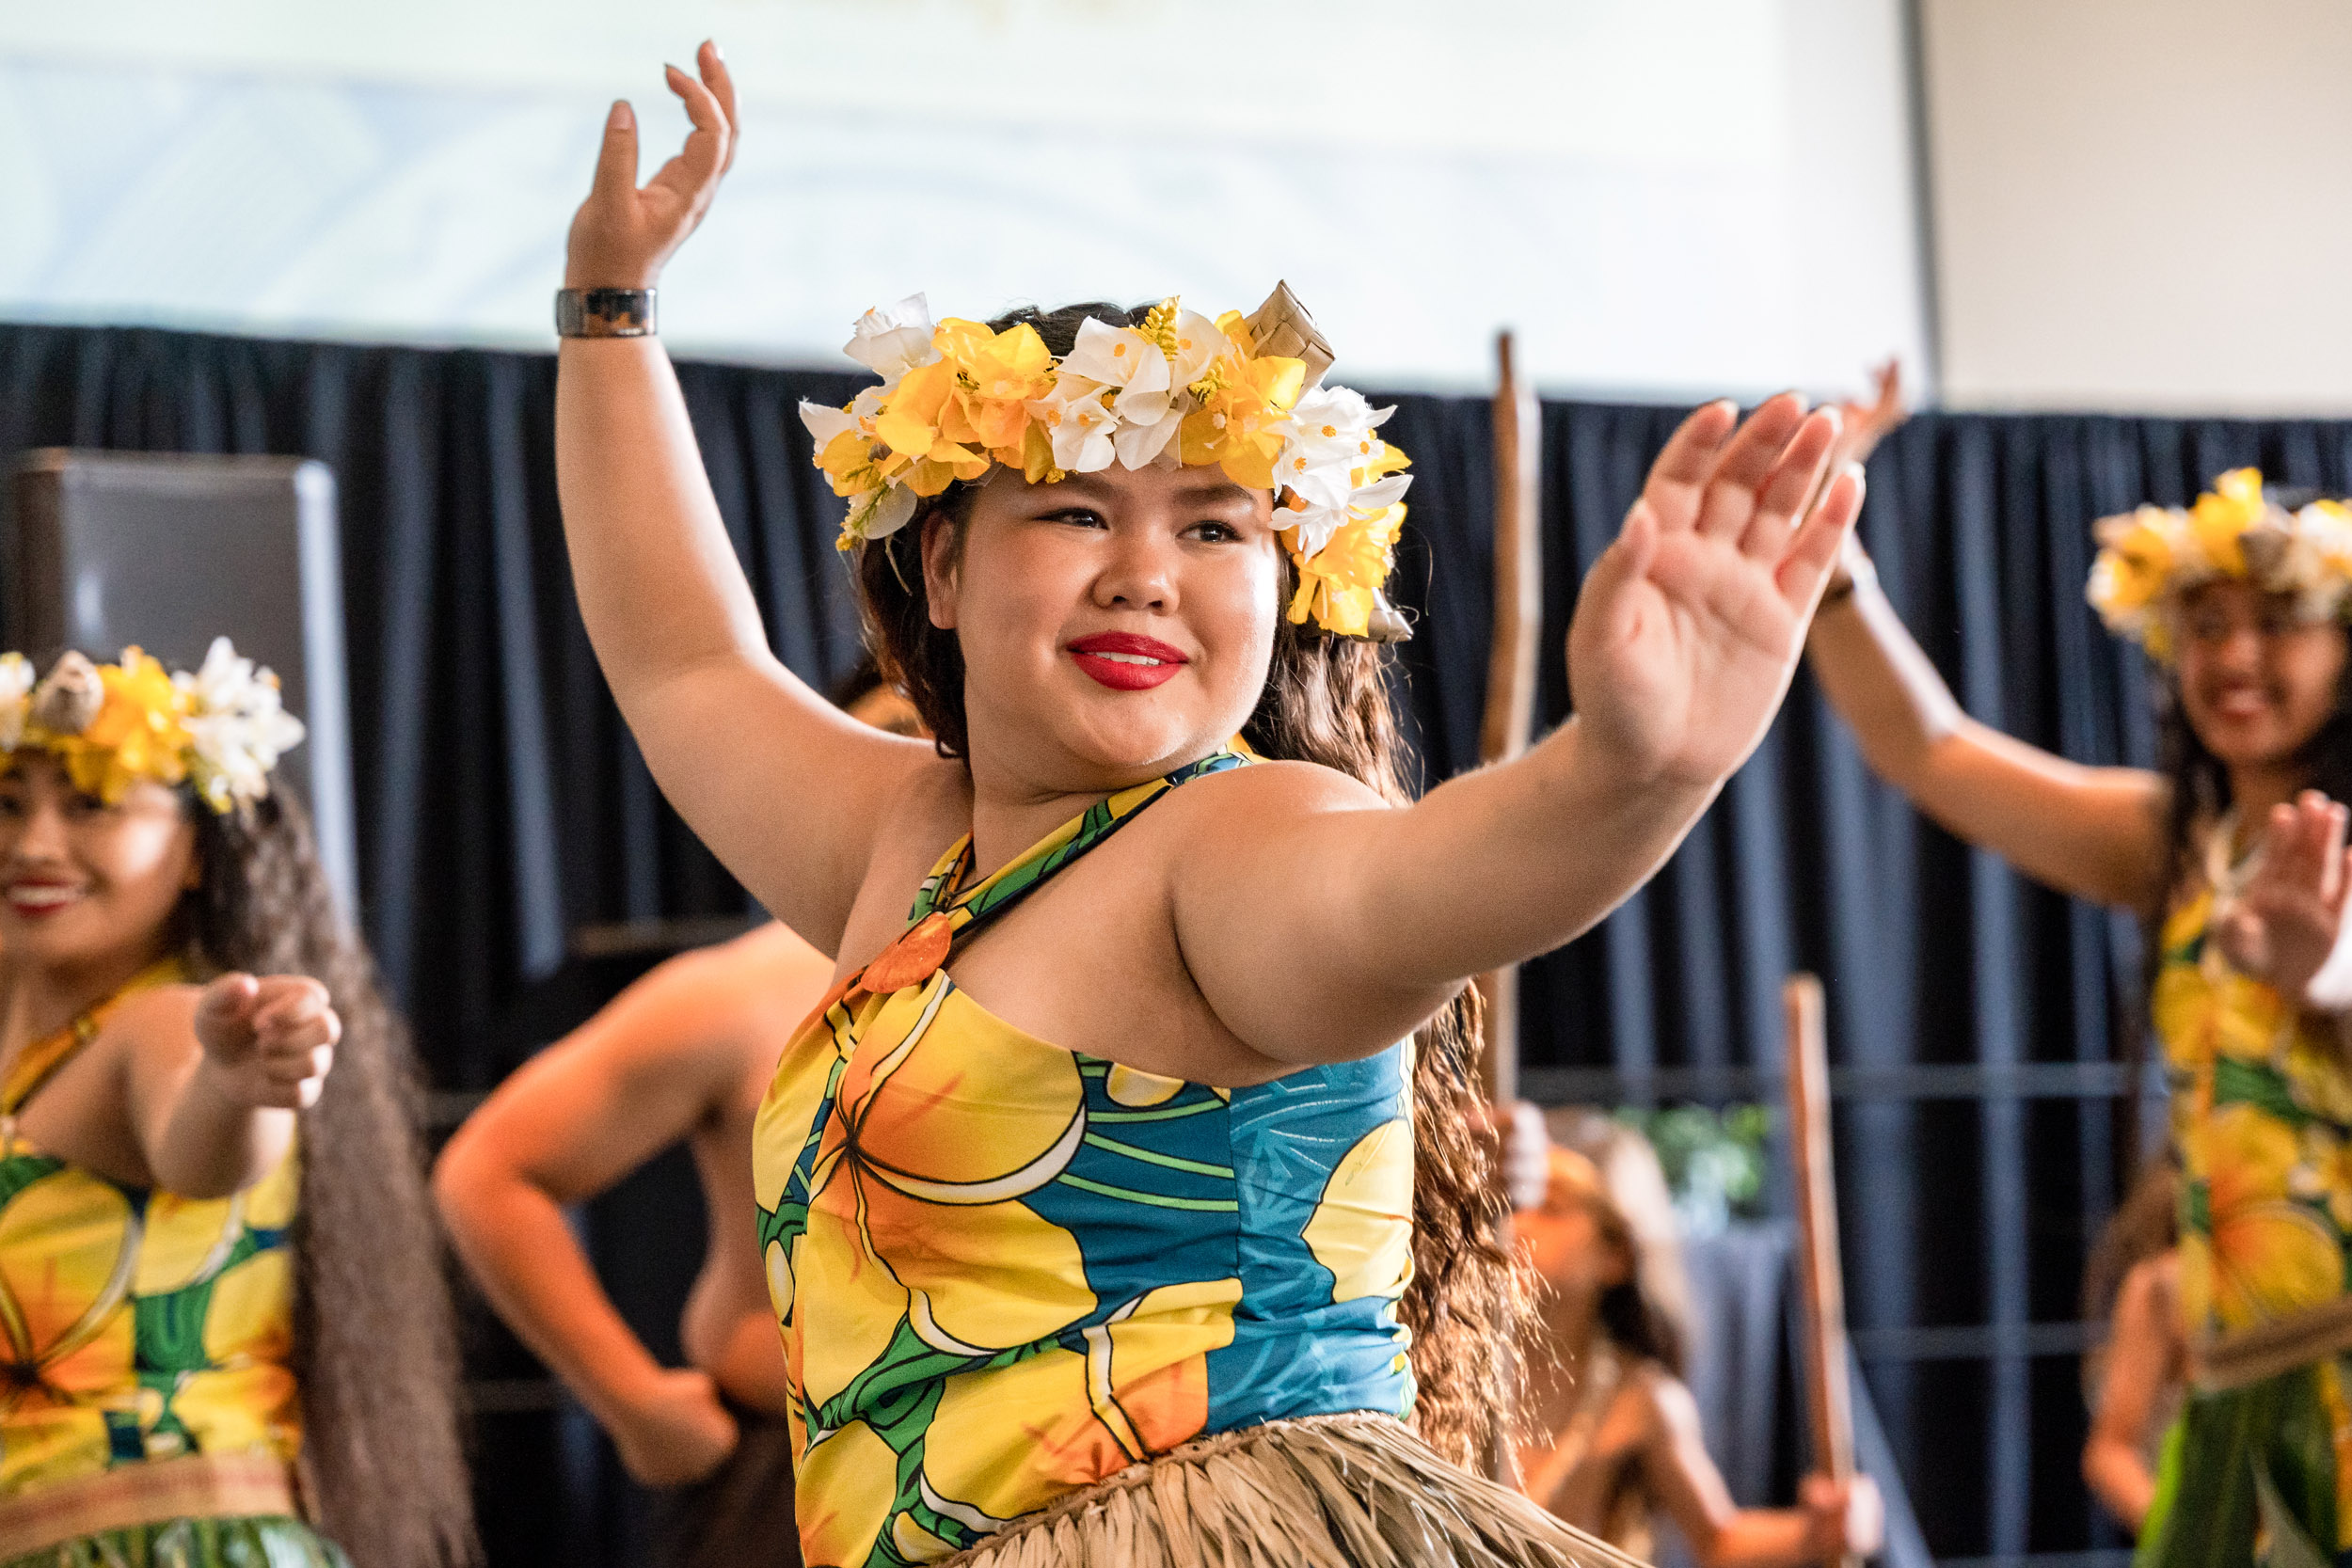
[1786,974,1861,1568]
[1477,330,1543,1106]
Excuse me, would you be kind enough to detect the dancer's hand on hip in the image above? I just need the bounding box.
[1566,394,1863,789]
[566,41,739,290]
[2218,791,2352,1008]
[612,1367,740,1487]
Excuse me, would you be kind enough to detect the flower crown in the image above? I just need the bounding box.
[0,640,307,813]
[2088,468,2352,662]
[799,283,1415,641]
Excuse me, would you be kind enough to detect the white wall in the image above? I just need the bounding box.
[0,0,1928,400]
[1921,0,2352,414]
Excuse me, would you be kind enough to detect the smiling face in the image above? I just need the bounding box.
[2175,580,2349,769]
[0,753,198,976]
[922,462,1282,786]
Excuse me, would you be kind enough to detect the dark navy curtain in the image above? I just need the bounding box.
[9,318,2352,1566]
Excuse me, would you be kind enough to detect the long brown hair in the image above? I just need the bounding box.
[850,302,1534,1468]
[182,784,475,1568]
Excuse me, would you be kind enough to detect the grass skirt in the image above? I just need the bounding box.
[0,1515,348,1568]
[937,1411,1649,1568]
[2137,1357,2352,1568]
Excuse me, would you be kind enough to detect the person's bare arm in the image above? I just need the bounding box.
[1805,569,2166,910]
[1642,1374,1883,1568]
[1174,397,1862,1065]
[434,937,816,1484]
[120,974,337,1199]
[555,47,933,951]
[2084,1258,2180,1530]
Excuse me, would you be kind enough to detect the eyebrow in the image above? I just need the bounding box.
[1043,472,1258,505]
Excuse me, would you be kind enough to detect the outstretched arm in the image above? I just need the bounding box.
[119,974,338,1199]
[556,46,933,953]
[433,937,817,1486]
[1643,1377,1883,1568]
[1805,564,2166,909]
[1178,397,1863,1062]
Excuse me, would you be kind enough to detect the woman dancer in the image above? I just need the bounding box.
[0,643,469,1568]
[1808,436,2352,1566]
[1517,1144,1882,1567]
[554,46,1862,1568]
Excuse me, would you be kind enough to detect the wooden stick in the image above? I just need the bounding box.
[1785,974,1859,1568]
[1477,330,1543,1105]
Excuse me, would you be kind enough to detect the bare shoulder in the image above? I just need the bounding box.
[1154,756,1391,834]
[1627,1359,1697,1438]
[101,983,203,1065]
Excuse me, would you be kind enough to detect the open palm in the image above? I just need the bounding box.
[565,42,739,292]
[1566,395,1862,786]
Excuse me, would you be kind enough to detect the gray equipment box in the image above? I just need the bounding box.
[6,451,358,907]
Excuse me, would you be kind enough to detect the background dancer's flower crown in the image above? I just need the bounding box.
[0,639,306,813]
[799,283,1416,641]
[2087,467,2352,662]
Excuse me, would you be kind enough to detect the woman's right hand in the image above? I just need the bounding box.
[566,41,739,291]
[1800,1473,1886,1559]
[611,1366,739,1487]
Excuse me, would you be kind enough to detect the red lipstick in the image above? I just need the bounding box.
[1067,631,1188,691]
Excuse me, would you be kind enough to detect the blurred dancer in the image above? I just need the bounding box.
[435,667,916,1568]
[0,643,469,1568]
[1809,368,2352,1568]
[1517,1140,1883,1568]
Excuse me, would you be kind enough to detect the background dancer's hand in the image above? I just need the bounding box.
[1800,1472,1886,1559]
[566,41,739,290]
[1567,395,1864,789]
[193,973,339,1111]
[2217,791,2352,1008]
[612,1368,739,1487]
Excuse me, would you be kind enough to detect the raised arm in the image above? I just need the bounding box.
[556,45,931,951]
[1179,396,1866,1062]
[432,935,817,1485]
[119,974,337,1199]
[1804,558,2165,909]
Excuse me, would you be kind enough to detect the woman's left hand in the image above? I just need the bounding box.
[1566,394,1863,789]
[2217,792,2352,1007]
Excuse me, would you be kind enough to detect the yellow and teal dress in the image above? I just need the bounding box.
[2138,822,2352,1568]
[0,960,341,1567]
[754,752,1624,1568]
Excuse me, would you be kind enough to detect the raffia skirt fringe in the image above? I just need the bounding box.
[938,1411,1650,1568]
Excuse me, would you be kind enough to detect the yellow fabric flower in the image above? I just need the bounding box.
[1285,501,1406,638]
[1179,352,1306,489]
[2182,1104,2344,1332]
[45,649,192,804]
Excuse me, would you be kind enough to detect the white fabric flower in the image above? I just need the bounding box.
[1275,387,1412,557]
[1060,320,1172,420]
[176,638,306,808]
[843,295,940,387]
[800,402,860,445]
[1026,382,1120,473]
[1280,387,1391,513]
[846,483,921,543]
[0,654,31,752]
